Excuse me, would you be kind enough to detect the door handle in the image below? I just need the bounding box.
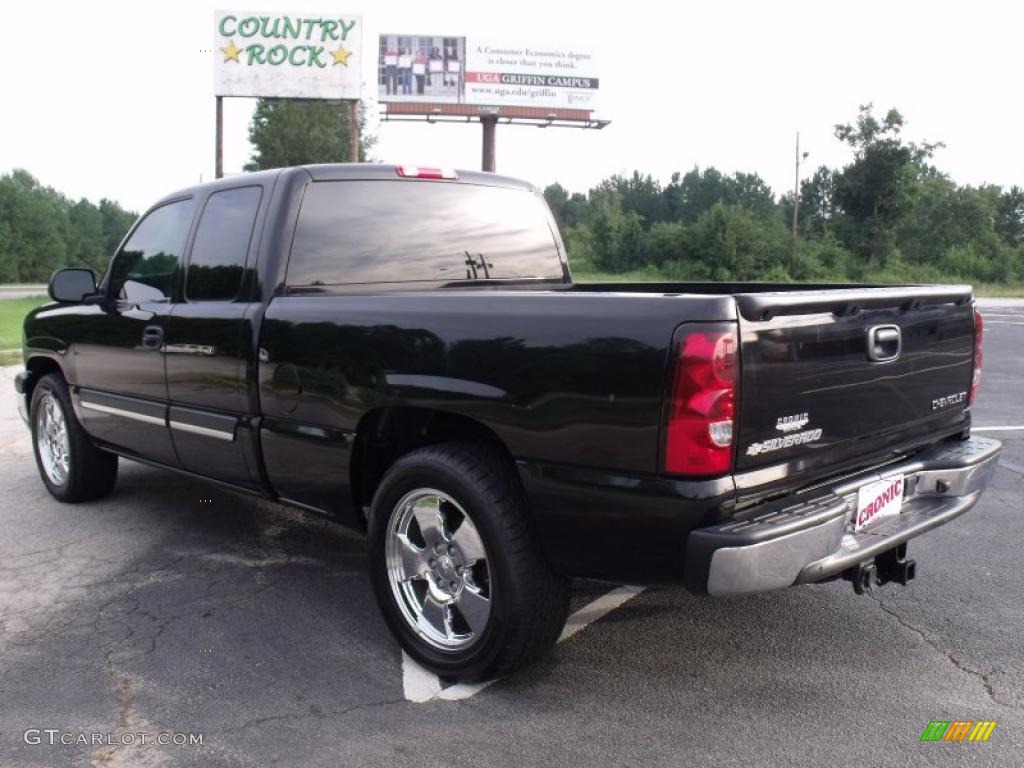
[141,325,164,351]
[867,324,901,362]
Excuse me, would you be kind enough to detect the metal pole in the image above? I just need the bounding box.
[791,131,800,237]
[481,116,497,172]
[350,100,361,162]
[215,96,224,180]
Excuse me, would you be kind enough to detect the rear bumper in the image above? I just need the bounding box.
[685,435,1002,596]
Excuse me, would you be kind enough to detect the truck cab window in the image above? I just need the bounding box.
[186,186,262,301]
[287,180,562,287]
[108,199,193,303]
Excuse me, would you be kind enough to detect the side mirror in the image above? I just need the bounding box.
[49,268,97,303]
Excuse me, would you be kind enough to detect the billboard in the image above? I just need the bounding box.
[215,10,362,99]
[378,34,466,104]
[464,42,599,111]
[378,33,598,112]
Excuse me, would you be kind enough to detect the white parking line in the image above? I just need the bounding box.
[402,585,645,703]
[402,651,444,703]
[556,585,646,642]
[973,426,1024,432]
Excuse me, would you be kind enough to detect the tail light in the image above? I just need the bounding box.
[969,308,983,405]
[663,325,738,476]
[396,165,458,180]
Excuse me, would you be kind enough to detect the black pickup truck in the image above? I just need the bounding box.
[15,164,1001,680]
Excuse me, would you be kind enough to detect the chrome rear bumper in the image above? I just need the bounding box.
[686,436,1002,596]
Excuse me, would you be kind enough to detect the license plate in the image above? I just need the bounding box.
[854,475,905,532]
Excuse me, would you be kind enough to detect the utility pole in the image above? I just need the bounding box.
[215,96,224,180]
[792,131,808,237]
[350,100,361,162]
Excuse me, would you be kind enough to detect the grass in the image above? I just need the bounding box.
[0,296,47,365]
[572,265,1024,297]
[973,283,1024,298]
[572,266,677,283]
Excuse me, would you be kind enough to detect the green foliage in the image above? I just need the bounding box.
[562,105,1024,288]
[0,170,137,283]
[543,183,588,231]
[244,99,374,170]
[662,167,776,224]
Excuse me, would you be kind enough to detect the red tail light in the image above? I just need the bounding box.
[396,165,458,180]
[969,308,983,405]
[663,325,738,476]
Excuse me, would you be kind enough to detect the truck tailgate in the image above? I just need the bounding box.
[734,286,976,472]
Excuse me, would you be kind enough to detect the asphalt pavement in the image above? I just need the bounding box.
[0,300,1022,767]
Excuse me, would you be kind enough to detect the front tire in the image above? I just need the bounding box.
[31,373,118,502]
[369,442,570,682]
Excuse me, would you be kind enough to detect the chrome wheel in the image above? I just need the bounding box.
[385,488,492,651]
[36,393,70,486]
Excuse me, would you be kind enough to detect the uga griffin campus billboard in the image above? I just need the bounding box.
[378,33,599,112]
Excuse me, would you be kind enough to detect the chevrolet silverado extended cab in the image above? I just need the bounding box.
[16,164,1001,680]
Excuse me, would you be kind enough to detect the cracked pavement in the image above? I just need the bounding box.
[1,301,1022,766]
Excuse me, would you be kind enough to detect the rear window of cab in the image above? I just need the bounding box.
[286,180,562,287]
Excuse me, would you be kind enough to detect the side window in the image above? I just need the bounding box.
[186,186,262,301]
[108,199,193,303]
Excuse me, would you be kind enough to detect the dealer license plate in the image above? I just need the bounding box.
[854,475,905,532]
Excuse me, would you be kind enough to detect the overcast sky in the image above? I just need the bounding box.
[1,0,1021,212]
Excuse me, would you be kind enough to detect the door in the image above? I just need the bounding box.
[74,197,196,465]
[165,185,264,488]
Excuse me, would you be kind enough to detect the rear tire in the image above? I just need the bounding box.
[368,441,570,682]
[31,373,118,502]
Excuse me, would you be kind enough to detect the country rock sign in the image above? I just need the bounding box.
[214,10,362,100]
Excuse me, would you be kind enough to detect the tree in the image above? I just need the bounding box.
[585,192,645,272]
[0,218,14,283]
[662,167,776,224]
[0,170,137,282]
[244,99,374,170]
[831,104,942,265]
[598,172,666,223]
[0,170,68,282]
[996,186,1024,247]
[781,166,836,238]
[68,199,106,274]
[689,203,788,281]
[731,172,776,219]
[98,199,138,262]
[664,167,734,223]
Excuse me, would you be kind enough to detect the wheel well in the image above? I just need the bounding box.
[351,406,514,516]
[24,356,64,399]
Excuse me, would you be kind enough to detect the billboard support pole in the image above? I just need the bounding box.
[215,96,224,180]
[481,116,497,173]
[350,100,361,162]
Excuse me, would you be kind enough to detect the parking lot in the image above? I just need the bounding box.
[1,300,1022,767]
